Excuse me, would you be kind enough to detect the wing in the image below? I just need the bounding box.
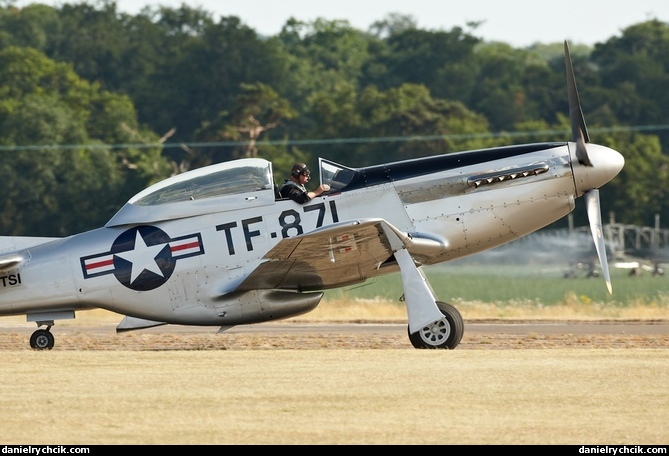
[235,219,419,292]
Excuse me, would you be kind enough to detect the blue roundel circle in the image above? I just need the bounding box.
[110,225,175,291]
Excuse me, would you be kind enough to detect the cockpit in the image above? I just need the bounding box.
[318,158,358,193]
[104,157,367,228]
[105,158,277,227]
[129,159,275,206]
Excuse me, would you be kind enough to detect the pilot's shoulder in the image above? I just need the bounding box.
[279,180,304,198]
[279,180,297,189]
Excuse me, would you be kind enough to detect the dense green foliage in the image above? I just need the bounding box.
[0,1,668,235]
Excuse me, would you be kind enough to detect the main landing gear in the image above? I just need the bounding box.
[408,301,464,349]
[394,248,465,350]
[30,325,55,350]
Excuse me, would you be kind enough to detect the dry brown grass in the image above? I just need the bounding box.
[2,295,666,327]
[0,349,667,444]
[298,295,669,321]
[1,298,667,444]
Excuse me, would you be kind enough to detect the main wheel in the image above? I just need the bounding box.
[408,301,464,349]
[30,329,55,350]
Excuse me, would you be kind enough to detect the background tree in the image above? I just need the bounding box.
[591,20,669,142]
[193,82,298,165]
[0,46,170,235]
[601,132,669,226]
[0,2,667,232]
[0,2,60,51]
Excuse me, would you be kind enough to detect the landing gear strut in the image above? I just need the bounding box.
[30,326,55,350]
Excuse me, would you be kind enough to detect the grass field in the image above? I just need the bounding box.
[3,263,667,326]
[314,263,669,321]
[2,317,665,445]
[328,263,669,305]
[1,350,667,444]
[1,264,667,444]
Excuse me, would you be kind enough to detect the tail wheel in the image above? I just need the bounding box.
[408,301,464,350]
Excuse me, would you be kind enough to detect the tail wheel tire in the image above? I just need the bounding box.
[408,301,464,350]
[30,329,55,350]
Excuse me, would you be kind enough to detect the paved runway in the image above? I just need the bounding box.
[1,320,667,350]
[2,319,668,335]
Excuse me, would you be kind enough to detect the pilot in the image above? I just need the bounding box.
[279,163,330,204]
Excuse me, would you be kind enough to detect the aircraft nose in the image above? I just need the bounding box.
[572,143,625,196]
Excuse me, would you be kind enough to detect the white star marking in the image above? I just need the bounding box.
[115,231,168,284]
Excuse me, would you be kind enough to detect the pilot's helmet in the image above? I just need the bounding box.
[291,163,310,177]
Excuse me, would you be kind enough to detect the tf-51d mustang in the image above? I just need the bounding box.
[0,42,624,350]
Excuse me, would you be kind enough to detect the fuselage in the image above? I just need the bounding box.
[0,141,624,326]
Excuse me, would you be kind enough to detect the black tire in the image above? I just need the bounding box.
[30,329,55,350]
[408,301,464,349]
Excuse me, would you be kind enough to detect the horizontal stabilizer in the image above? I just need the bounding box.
[0,236,61,253]
[116,316,167,332]
[0,254,23,272]
[0,236,61,272]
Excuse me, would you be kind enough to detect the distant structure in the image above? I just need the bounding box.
[564,213,669,277]
[454,213,669,277]
[602,214,669,256]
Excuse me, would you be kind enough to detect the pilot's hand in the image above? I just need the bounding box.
[318,184,330,194]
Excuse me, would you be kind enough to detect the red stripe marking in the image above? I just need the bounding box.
[171,241,199,253]
[86,258,113,271]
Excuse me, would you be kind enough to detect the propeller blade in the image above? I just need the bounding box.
[585,189,612,294]
[574,126,592,168]
[564,41,593,167]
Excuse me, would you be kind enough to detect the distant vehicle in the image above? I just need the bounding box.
[617,247,668,277]
[0,42,624,350]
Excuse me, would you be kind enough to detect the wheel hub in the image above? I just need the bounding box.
[420,318,450,345]
[35,335,49,348]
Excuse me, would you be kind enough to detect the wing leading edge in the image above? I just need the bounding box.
[234,218,446,293]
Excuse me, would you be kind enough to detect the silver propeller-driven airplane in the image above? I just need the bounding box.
[0,42,624,350]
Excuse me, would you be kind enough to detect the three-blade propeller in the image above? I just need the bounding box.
[564,41,612,294]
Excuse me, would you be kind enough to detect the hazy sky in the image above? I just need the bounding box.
[13,0,669,47]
